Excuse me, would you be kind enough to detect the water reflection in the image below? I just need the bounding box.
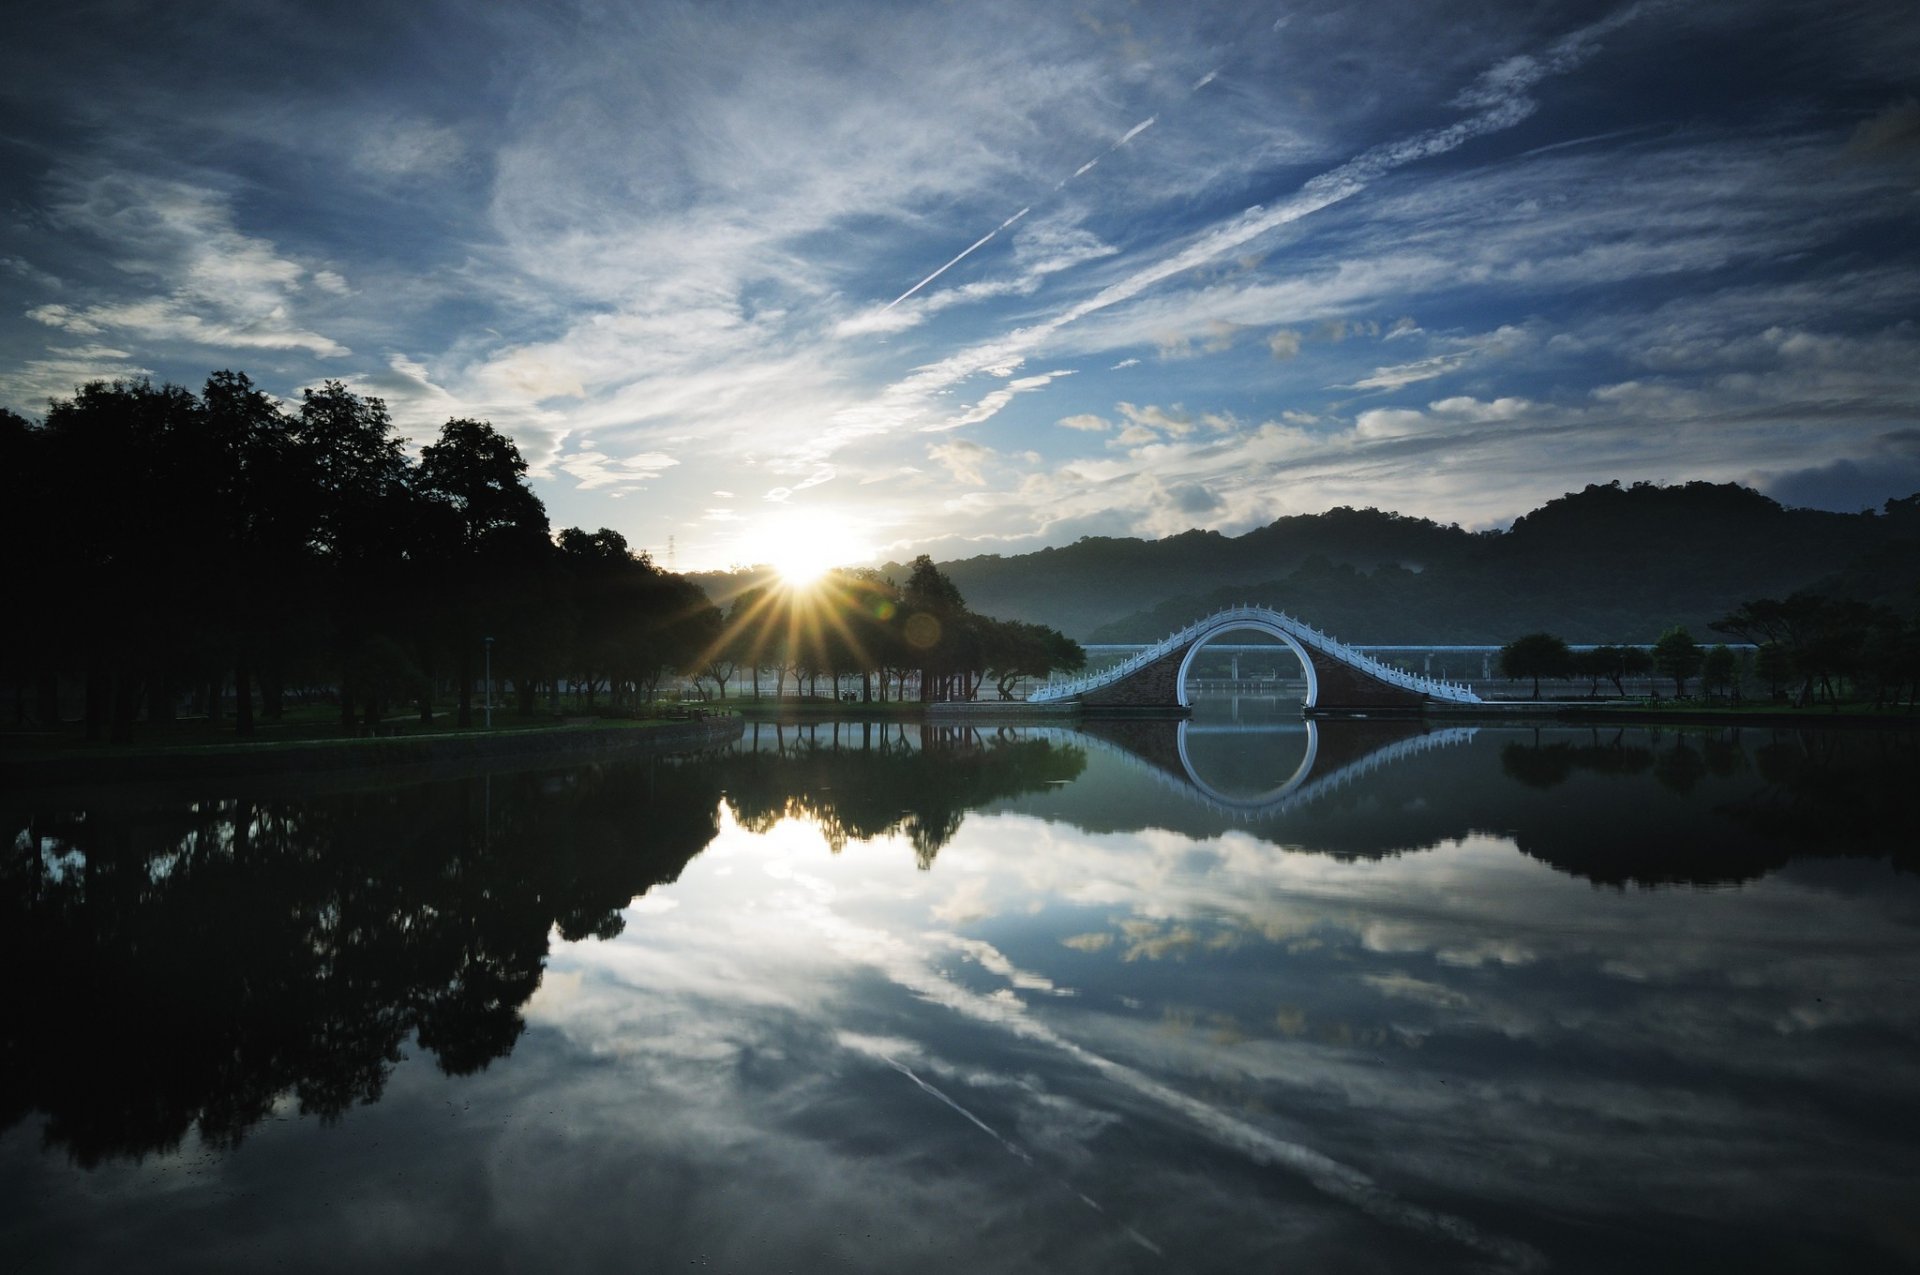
[4,711,1918,1273]
[720,720,1085,865]
[1,765,725,1166]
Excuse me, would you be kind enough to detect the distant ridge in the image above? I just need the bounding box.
[933,483,1917,642]
[689,483,1919,643]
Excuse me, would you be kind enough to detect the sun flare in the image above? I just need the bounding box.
[745,510,869,587]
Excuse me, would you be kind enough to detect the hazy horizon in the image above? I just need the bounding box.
[4,1,1917,572]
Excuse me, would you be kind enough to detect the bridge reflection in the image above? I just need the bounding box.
[1071,715,1478,818]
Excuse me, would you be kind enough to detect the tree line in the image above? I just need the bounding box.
[696,556,1086,704]
[1496,592,1920,709]
[1,372,1085,741]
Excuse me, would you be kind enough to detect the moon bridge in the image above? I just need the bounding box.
[1029,605,1481,712]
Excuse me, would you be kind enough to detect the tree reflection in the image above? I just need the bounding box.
[1055,719,1916,886]
[718,721,1085,868]
[1494,727,1916,885]
[6,721,1907,1168]
[0,762,726,1167]
[0,730,1084,1167]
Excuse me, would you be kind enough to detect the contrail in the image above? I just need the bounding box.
[884,88,1205,310]
[883,206,1031,310]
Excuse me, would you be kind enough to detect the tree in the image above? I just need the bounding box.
[42,378,206,742]
[717,585,778,700]
[1498,632,1573,699]
[296,381,411,727]
[902,555,967,701]
[1701,644,1739,702]
[979,618,1087,700]
[1752,641,1793,700]
[0,407,57,726]
[1577,644,1649,698]
[413,419,552,725]
[1652,626,1704,696]
[200,370,309,734]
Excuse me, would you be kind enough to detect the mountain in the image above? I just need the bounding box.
[1084,482,1911,643]
[688,483,1918,645]
[878,507,1475,639]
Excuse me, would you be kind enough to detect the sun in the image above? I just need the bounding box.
[745,510,869,587]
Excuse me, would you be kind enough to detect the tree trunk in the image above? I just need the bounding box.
[148,671,176,724]
[35,672,60,727]
[419,650,436,724]
[110,672,138,745]
[262,667,284,721]
[456,645,473,727]
[85,666,109,742]
[234,652,254,737]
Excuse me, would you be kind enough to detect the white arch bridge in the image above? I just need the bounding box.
[1028,605,1482,712]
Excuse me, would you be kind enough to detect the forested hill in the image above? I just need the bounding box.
[876,507,1477,640]
[878,483,1920,643]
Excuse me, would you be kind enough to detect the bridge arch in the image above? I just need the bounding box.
[1173,617,1318,708]
[1027,605,1480,711]
[1175,719,1319,809]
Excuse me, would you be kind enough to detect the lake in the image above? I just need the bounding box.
[5,698,1918,1273]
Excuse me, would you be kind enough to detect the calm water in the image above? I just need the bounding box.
[5,699,1918,1273]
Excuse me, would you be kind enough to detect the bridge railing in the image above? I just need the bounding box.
[1028,604,1483,704]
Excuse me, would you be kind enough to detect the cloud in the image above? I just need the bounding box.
[938,369,1074,431]
[1844,99,1920,161]
[559,448,679,491]
[1752,430,1920,511]
[1339,325,1532,391]
[1117,402,1197,436]
[353,119,468,177]
[6,0,1916,566]
[1057,413,1111,432]
[0,344,151,411]
[24,169,349,358]
[929,439,994,485]
[816,5,1664,449]
[1343,353,1471,391]
[1166,481,1222,515]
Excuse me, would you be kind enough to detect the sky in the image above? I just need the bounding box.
[3,0,1918,571]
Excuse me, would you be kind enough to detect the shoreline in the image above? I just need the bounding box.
[1,715,746,793]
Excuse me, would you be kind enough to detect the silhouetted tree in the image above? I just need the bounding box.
[200,370,311,734]
[1652,626,1704,697]
[296,381,410,728]
[413,418,552,724]
[1499,632,1573,699]
[1701,644,1739,703]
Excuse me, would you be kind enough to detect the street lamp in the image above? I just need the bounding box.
[484,636,494,729]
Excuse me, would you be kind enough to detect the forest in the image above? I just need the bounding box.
[0,373,1082,743]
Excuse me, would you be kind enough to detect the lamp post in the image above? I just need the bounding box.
[484,636,494,730]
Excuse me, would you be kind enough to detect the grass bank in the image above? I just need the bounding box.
[1,706,744,790]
